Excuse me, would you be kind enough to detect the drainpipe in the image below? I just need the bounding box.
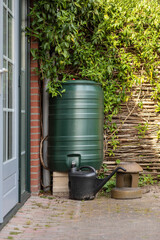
[42,79,50,192]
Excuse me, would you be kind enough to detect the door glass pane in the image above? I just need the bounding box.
[8,112,12,159]
[8,0,12,11]
[8,13,12,59]
[3,1,14,163]
[8,62,13,108]
[3,60,7,108]
[3,7,7,55]
[3,0,7,4]
[3,112,6,162]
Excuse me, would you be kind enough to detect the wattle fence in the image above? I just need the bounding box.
[104,82,160,179]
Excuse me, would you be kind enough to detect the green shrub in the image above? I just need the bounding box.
[139,174,157,187]
[28,0,160,129]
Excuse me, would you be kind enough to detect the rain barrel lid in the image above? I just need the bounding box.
[63,80,101,86]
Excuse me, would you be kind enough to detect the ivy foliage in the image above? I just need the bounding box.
[28,0,160,120]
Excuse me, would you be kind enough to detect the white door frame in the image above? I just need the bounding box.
[0,0,4,224]
[0,0,19,223]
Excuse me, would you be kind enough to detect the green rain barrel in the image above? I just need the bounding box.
[48,80,104,172]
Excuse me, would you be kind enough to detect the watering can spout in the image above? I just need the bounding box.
[94,167,126,195]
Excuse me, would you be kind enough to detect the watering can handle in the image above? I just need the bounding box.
[79,166,96,173]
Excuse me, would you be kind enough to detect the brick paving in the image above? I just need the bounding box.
[0,188,160,240]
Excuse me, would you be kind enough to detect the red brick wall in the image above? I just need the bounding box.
[30,38,41,194]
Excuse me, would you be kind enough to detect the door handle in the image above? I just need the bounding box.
[0,68,8,95]
[0,68,8,73]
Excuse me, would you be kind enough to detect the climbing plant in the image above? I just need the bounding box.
[28,0,160,138]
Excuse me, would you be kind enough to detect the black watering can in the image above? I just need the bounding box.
[68,162,126,200]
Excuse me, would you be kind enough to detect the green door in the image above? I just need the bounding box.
[19,0,30,198]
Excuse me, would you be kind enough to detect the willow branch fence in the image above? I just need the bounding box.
[103,82,160,179]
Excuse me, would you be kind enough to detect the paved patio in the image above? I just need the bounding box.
[0,186,160,240]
